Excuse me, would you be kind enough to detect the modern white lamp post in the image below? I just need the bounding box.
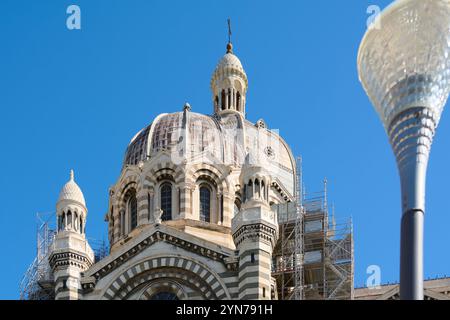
[357,0,450,300]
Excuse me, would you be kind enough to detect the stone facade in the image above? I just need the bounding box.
[48,41,296,300]
[355,278,450,300]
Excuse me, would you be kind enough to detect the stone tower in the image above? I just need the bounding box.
[232,161,279,300]
[210,41,248,117]
[49,170,94,300]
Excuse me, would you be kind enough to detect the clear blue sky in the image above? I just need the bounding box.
[1,0,450,299]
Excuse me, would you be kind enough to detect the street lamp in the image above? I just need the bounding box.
[357,0,450,300]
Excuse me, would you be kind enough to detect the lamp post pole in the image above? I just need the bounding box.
[357,0,450,299]
[390,106,437,299]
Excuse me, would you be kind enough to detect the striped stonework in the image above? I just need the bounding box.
[137,188,149,227]
[147,189,155,222]
[109,149,247,250]
[53,272,83,300]
[222,192,235,227]
[232,206,278,300]
[179,182,195,219]
[186,164,236,226]
[237,249,273,300]
[102,256,232,300]
[50,247,93,300]
[144,160,185,186]
[112,174,140,243]
[186,164,229,194]
[107,200,114,244]
[139,279,187,300]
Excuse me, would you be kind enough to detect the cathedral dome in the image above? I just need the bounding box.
[57,170,86,207]
[123,111,296,197]
[124,111,240,167]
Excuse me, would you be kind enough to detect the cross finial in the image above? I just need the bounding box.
[70,169,75,181]
[227,18,232,44]
[226,18,233,53]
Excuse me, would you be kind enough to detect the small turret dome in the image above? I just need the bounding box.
[211,43,248,117]
[216,52,245,72]
[57,170,86,207]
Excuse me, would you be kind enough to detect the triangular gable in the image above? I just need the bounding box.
[83,224,237,284]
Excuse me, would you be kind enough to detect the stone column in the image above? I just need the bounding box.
[231,88,235,110]
[217,192,223,225]
[148,190,155,223]
[225,90,229,110]
[137,189,149,227]
[222,192,234,228]
[179,182,195,220]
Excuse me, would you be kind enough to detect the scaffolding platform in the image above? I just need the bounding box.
[272,158,354,300]
[20,212,109,300]
[19,212,56,300]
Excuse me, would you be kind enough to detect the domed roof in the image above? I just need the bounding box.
[217,52,244,71]
[123,111,296,197]
[211,46,248,88]
[57,170,86,207]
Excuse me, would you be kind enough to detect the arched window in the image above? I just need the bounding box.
[148,193,152,221]
[58,215,62,231]
[255,179,260,199]
[128,193,138,231]
[67,210,72,229]
[221,90,226,110]
[199,186,211,222]
[120,209,125,236]
[74,212,79,231]
[215,96,219,110]
[261,180,265,200]
[160,183,172,221]
[234,199,241,216]
[80,217,83,234]
[228,89,232,109]
[247,180,253,200]
[61,213,66,230]
[150,292,179,300]
[110,207,114,238]
[236,92,241,111]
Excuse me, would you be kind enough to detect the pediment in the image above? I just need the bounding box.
[82,224,238,289]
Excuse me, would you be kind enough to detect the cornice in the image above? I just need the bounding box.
[83,225,238,288]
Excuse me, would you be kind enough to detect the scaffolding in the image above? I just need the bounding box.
[90,238,109,262]
[271,157,304,300]
[20,212,110,300]
[272,158,354,300]
[293,156,303,300]
[19,212,56,300]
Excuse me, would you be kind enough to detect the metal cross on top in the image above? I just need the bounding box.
[227,18,232,44]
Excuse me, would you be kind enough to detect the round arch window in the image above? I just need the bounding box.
[150,292,179,300]
[199,185,211,223]
[160,183,172,221]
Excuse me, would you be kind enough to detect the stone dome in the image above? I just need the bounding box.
[57,170,86,207]
[217,53,244,71]
[123,111,296,197]
[211,52,248,88]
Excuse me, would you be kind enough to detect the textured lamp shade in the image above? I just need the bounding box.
[357,0,450,212]
[358,0,450,129]
[357,0,450,300]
